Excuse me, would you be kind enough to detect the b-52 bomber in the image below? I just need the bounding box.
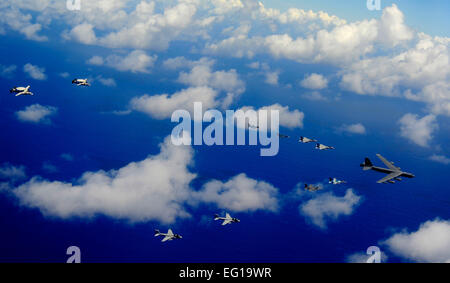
[360,154,415,184]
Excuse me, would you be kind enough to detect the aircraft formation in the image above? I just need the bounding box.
[155,213,240,242]
[9,79,90,98]
[7,77,415,244]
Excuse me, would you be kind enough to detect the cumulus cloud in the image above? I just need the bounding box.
[11,135,282,224]
[23,63,47,80]
[162,57,215,70]
[382,219,450,263]
[88,50,157,73]
[265,71,280,86]
[68,23,97,45]
[96,76,117,87]
[0,64,17,78]
[13,135,196,224]
[194,173,279,212]
[0,163,27,182]
[300,189,362,229]
[300,73,328,90]
[398,113,438,147]
[177,63,245,108]
[429,155,450,165]
[15,104,57,124]
[237,104,304,129]
[130,86,219,120]
[337,123,367,135]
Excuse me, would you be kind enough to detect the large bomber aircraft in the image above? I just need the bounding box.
[361,154,415,184]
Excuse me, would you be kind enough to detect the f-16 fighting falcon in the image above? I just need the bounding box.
[214,213,240,226]
[304,184,322,192]
[360,154,415,184]
[154,229,182,242]
[72,78,90,86]
[299,136,318,143]
[9,86,33,96]
[329,178,347,185]
[316,143,335,150]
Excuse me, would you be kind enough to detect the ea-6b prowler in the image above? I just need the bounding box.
[360,154,415,184]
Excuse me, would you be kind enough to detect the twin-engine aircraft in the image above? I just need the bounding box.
[154,229,182,242]
[10,86,33,96]
[214,213,240,226]
[72,78,90,86]
[361,154,415,184]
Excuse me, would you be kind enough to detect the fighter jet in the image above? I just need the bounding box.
[299,136,318,144]
[304,184,322,192]
[9,86,33,96]
[360,154,415,184]
[72,78,90,86]
[154,229,182,242]
[316,143,335,150]
[214,213,240,226]
[329,178,347,185]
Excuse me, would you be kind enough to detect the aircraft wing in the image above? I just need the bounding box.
[167,229,174,236]
[376,154,398,171]
[222,219,232,226]
[377,172,402,184]
[161,236,172,242]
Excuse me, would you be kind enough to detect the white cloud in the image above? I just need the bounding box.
[130,86,219,120]
[382,219,450,263]
[12,135,281,224]
[398,113,438,147]
[90,50,157,73]
[162,57,215,70]
[195,173,279,213]
[300,73,328,90]
[0,6,48,41]
[23,63,47,80]
[300,189,362,229]
[96,76,117,87]
[59,72,70,78]
[0,64,17,78]
[177,62,245,108]
[265,71,280,86]
[237,104,304,129]
[0,163,26,182]
[15,104,57,124]
[337,123,366,135]
[429,155,450,165]
[68,23,97,45]
[87,56,104,66]
[340,34,450,116]
[13,135,196,224]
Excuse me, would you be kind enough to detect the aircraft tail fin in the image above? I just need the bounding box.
[360,158,373,170]
[214,214,220,220]
[154,229,160,237]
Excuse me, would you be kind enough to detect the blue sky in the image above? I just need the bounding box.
[0,0,449,263]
